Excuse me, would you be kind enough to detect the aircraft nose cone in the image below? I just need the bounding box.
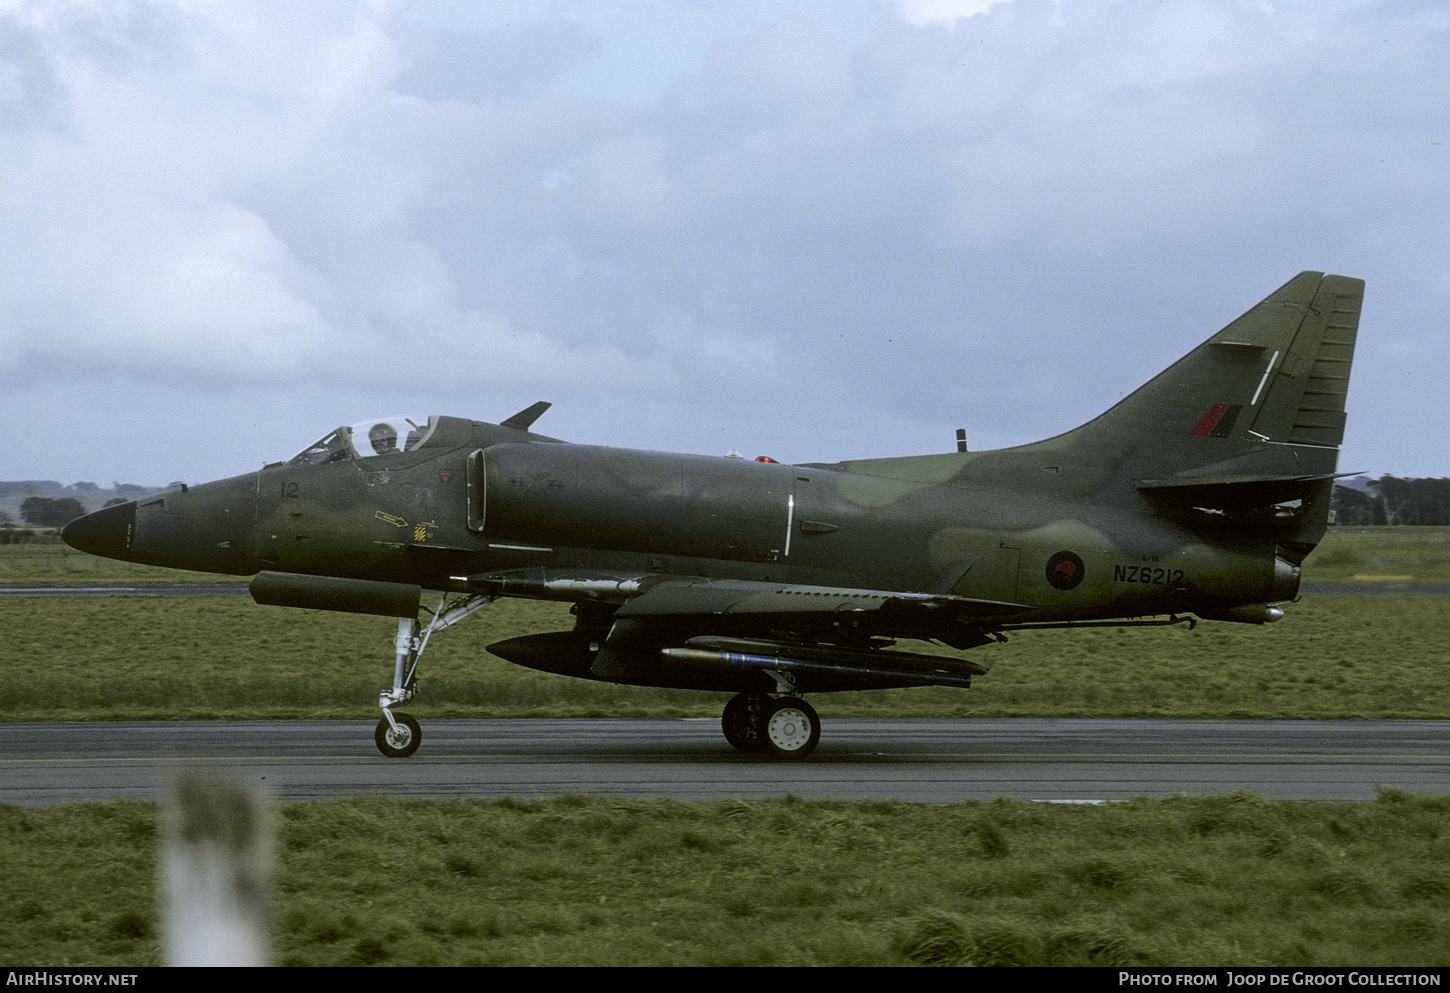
[61,502,136,561]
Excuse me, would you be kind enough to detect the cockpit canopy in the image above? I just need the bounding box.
[287,416,442,466]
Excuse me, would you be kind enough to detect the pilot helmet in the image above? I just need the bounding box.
[369,422,398,453]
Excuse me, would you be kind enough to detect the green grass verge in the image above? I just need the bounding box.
[1309,526,1450,583]
[4,790,1448,967]
[0,539,235,584]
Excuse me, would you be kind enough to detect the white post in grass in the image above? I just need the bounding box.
[163,771,272,967]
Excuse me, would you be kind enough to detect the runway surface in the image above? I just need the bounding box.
[0,582,252,597]
[2,718,1446,808]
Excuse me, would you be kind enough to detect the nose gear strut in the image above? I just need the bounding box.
[375,592,494,757]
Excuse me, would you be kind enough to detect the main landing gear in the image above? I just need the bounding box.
[722,692,821,760]
[375,593,494,758]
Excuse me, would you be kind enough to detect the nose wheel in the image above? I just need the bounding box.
[375,711,421,759]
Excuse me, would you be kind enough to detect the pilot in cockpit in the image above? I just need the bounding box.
[369,422,399,455]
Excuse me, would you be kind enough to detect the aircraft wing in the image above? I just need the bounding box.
[477,572,1022,691]
[612,576,1030,622]
[466,569,1029,622]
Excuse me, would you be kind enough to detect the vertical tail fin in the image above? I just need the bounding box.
[1072,271,1363,479]
[1094,271,1364,554]
[841,271,1362,557]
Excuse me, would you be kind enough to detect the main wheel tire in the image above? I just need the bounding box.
[722,692,765,752]
[375,712,422,758]
[760,697,820,760]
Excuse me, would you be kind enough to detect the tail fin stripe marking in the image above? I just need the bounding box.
[1212,405,1243,438]
[1190,403,1231,437]
[1188,403,1245,438]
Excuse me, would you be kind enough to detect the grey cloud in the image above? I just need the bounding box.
[4,0,1447,485]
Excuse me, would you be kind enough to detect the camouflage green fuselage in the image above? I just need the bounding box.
[221,426,1301,635]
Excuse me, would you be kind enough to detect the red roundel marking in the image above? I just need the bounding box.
[1046,551,1086,591]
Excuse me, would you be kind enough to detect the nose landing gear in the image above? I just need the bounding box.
[375,594,494,758]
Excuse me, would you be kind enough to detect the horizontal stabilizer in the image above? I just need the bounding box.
[1137,473,1354,513]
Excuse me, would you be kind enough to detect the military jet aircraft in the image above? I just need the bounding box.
[63,271,1363,760]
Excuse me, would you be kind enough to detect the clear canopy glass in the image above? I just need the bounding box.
[286,416,438,466]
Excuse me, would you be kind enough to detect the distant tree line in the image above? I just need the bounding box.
[0,480,151,497]
[1,494,132,541]
[1332,477,1450,526]
[16,496,88,528]
[0,481,161,542]
[0,481,66,497]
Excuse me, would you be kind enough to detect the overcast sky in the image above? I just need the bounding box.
[3,0,1446,487]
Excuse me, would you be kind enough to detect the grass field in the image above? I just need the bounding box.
[1308,526,1450,583]
[2,528,1447,967]
[2,589,1448,723]
[4,790,1448,967]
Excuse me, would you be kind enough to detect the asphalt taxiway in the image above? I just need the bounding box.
[2,717,1445,808]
